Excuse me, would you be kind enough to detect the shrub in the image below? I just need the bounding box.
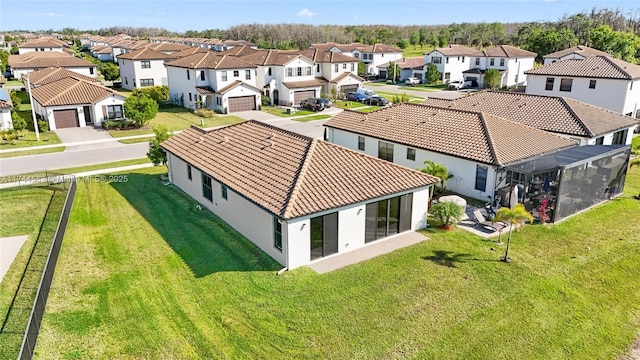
[102,119,136,130]
[194,108,216,118]
[392,93,410,103]
[261,95,270,107]
[37,119,49,132]
[124,95,158,127]
[429,201,464,228]
[132,86,169,102]
[10,90,22,108]
[11,111,27,130]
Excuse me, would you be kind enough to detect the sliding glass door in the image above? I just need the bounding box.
[365,193,413,243]
[310,212,338,261]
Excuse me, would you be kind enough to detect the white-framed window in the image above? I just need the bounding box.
[107,105,124,119]
[475,57,480,66]
[273,217,282,251]
[233,70,239,77]
[490,58,495,66]
[245,70,251,80]
[499,58,505,66]
[560,78,573,92]
[287,68,293,77]
[221,71,227,81]
[343,63,347,69]
[432,56,442,64]
[334,64,339,72]
[358,136,365,151]
[141,60,151,69]
[187,165,192,180]
[140,78,154,87]
[306,66,312,76]
[351,63,355,71]
[406,148,416,161]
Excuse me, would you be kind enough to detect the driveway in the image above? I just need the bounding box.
[55,127,114,144]
[232,110,280,122]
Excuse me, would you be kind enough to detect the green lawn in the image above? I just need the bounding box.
[1,158,151,181]
[334,101,367,110]
[32,165,640,358]
[292,114,331,122]
[118,136,154,144]
[0,186,66,359]
[0,131,62,149]
[262,106,315,118]
[632,135,639,150]
[403,46,434,58]
[108,87,134,97]
[5,79,23,87]
[0,146,65,159]
[108,107,244,138]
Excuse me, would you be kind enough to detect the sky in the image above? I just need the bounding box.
[1,0,639,33]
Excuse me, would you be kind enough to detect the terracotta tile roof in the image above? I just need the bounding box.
[427,44,478,56]
[148,43,191,52]
[195,86,215,95]
[19,38,65,48]
[0,88,13,109]
[377,57,425,69]
[170,47,211,58]
[218,45,259,57]
[325,103,577,166]
[8,52,96,70]
[472,45,537,58]
[123,41,150,50]
[90,45,107,52]
[525,55,640,80]
[117,48,176,61]
[544,45,613,59]
[224,40,256,47]
[329,72,363,84]
[310,42,366,52]
[161,121,438,219]
[422,90,639,137]
[298,49,358,63]
[21,66,99,86]
[283,78,327,89]
[216,80,261,95]
[97,47,112,54]
[31,77,124,107]
[164,53,256,69]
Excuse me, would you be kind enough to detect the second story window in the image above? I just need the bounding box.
[589,79,597,89]
[475,57,480,66]
[343,63,347,69]
[306,66,312,75]
[432,56,442,64]
[233,70,239,77]
[141,60,150,69]
[268,67,272,76]
[560,78,573,92]
[221,71,227,81]
[287,68,292,77]
[545,77,554,90]
[334,64,339,72]
[490,58,495,66]
[186,69,190,80]
[245,70,251,80]
[499,58,505,66]
[297,67,302,76]
[200,71,205,81]
[351,63,355,71]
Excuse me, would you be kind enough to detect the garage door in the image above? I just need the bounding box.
[294,90,315,106]
[379,70,387,79]
[340,85,359,95]
[228,96,256,113]
[53,109,79,129]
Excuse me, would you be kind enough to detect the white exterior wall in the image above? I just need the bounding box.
[582,126,636,145]
[168,152,431,270]
[329,128,499,201]
[37,94,125,130]
[322,62,358,82]
[217,84,261,114]
[18,47,64,55]
[209,67,258,91]
[97,53,113,62]
[13,66,96,79]
[505,57,535,86]
[167,153,286,266]
[285,187,430,270]
[167,66,198,109]
[0,109,12,130]
[525,75,634,114]
[425,51,471,82]
[622,79,640,118]
[364,52,402,75]
[119,58,169,90]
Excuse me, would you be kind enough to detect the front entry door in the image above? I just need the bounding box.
[310,212,338,261]
[83,106,93,125]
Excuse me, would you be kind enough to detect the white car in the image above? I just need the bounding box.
[448,80,465,90]
[405,77,420,86]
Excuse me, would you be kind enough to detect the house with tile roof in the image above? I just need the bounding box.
[325,102,578,201]
[424,44,536,87]
[161,120,439,269]
[18,38,66,55]
[117,48,177,90]
[376,57,425,81]
[422,90,638,145]
[21,66,100,87]
[8,52,97,79]
[543,45,613,65]
[164,52,262,113]
[309,42,403,76]
[233,48,362,106]
[0,88,14,130]
[29,77,126,130]
[525,56,640,119]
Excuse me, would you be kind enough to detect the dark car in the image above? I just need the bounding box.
[367,96,389,106]
[318,98,333,108]
[300,98,325,112]
[346,92,370,103]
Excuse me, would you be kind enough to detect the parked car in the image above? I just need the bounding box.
[448,80,465,90]
[318,98,333,108]
[363,73,379,81]
[405,77,420,86]
[300,98,325,112]
[367,96,389,106]
[346,92,370,103]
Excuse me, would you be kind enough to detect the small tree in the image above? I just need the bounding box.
[11,111,27,130]
[409,32,420,49]
[147,125,171,166]
[429,201,464,230]
[419,160,450,190]
[100,62,120,81]
[9,90,22,108]
[357,61,367,77]
[0,50,9,73]
[330,87,339,101]
[387,62,401,82]
[124,95,158,127]
[396,39,409,49]
[493,204,534,263]
[391,92,410,104]
[484,68,501,89]
[425,63,441,84]
[132,85,169,102]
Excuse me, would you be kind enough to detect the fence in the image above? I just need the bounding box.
[11,175,76,360]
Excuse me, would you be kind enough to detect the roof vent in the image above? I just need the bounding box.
[363,115,368,122]
[267,132,275,139]
[262,140,274,150]
[196,136,204,144]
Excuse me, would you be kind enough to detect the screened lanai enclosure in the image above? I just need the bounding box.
[500,145,631,223]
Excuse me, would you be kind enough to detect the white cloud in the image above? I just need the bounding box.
[297,8,316,18]
[38,12,64,17]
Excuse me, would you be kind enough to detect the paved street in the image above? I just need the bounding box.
[361,83,465,100]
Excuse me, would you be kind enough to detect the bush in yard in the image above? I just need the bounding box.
[429,201,464,230]
[261,95,271,107]
[426,63,441,85]
[99,62,120,81]
[194,108,215,118]
[132,85,169,103]
[37,119,49,132]
[392,92,410,104]
[11,111,27,130]
[147,125,171,166]
[124,95,158,128]
[484,68,501,89]
[10,90,22,108]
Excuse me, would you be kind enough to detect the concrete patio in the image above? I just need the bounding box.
[307,231,427,274]
[457,205,513,239]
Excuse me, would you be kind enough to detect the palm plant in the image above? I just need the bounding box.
[492,204,534,263]
[429,201,464,230]
[419,160,451,190]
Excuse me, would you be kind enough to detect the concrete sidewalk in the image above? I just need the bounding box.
[0,235,28,284]
[0,132,161,154]
[307,231,427,274]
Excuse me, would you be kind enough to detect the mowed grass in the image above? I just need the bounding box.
[0,146,65,159]
[292,114,331,122]
[403,46,434,58]
[0,187,65,358]
[35,166,640,359]
[261,106,315,118]
[108,107,244,138]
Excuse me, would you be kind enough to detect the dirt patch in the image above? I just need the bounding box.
[620,333,640,360]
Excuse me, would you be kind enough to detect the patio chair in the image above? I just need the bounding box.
[472,209,507,232]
